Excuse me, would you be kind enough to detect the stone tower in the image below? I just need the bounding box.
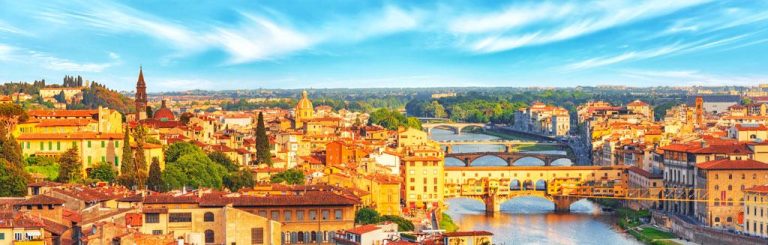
[695,96,704,128]
[135,66,148,121]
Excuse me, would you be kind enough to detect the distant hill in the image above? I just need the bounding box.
[1,76,134,115]
[69,82,134,114]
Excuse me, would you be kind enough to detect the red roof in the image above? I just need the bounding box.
[734,124,768,131]
[345,225,380,235]
[18,132,123,140]
[37,119,94,127]
[697,159,768,170]
[628,166,662,179]
[28,109,98,118]
[745,185,768,193]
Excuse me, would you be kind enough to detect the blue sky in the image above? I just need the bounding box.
[1,0,767,91]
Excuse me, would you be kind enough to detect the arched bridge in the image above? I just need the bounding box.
[446,152,573,166]
[444,165,628,214]
[422,123,486,135]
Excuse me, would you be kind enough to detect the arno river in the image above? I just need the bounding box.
[431,128,640,244]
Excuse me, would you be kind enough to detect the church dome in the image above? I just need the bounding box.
[154,100,175,121]
[296,90,313,111]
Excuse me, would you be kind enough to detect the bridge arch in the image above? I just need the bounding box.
[550,158,574,166]
[512,156,546,166]
[459,124,485,133]
[469,155,509,167]
[429,125,461,134]
[535,179,547,191]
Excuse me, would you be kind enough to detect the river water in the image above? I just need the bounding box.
[431,128,640,245]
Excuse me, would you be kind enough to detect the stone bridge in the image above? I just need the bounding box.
[445,152,573,166]
[439,140,565,154]
[422,123,486,135]
[444,166,628,215]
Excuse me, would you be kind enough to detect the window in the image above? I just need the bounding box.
[204,230,214,243]
[204,212,214,222]
[258,210,267,217]
[57,141,60,150]
[251,228,264,244]
[169,213,192,223]
[115,141,119,148]
[284,211,292,221]
[152,230,163,235]
[0,233,4,240]
[309,210,317,220]
[88,156,92,165]
[145,213,160,223]
[271,211,279,220]
[322,210,330,220]
[335,209,342,220]
[297,211,304,221]
[88,141,92,148]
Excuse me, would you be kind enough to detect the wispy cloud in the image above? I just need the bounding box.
[451,0,709,53]
[33,2,421,64]
[0,44,120,72]
[564,33,753,70]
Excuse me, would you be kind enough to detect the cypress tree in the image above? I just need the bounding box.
[255,112,272,166]
[118,127,136,188]
[133,125,148,189]
[57,145,82,183]
[146,157,163,192]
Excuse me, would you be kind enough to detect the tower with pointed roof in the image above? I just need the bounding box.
[135,66,148,120]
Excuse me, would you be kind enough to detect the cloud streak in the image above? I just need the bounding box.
[451,0,710,53]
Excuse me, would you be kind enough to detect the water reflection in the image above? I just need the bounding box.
[434,128,636,244]
[445,198,640,245]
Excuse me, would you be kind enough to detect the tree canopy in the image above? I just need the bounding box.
[162,152,228,190]
[0,159,27,197]
[89,162,116,183]
[270,169,305,185]
[57,145,82,183]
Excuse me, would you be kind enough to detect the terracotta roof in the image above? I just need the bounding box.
[18,132,123,140]
[232,191,359,207]
[734,124,768,131]
[745,185,768,193]
[37,119,95,127]
[345,225,380,235]
[16,195,65,206]
[628,166,662,179]
[28,109,97,118]
[443,231,494,237]
[697,159,768,170]
[143,194,199,204]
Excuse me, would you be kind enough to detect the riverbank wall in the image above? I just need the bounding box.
[652,211,766,245]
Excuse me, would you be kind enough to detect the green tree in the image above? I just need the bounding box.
[209,152,238,172]
[145,106,154,118]
[57,145,82,183]
[118,128,137,188]
[89,162,116,182]
[224,170,255,192]
[161,153,227,189]
[354,207,380,225]
[165,142,204,163]
[0,159,27,197]
[269,169,305,185]
[380,215,415,231]
[255,112,272,165]
[133,125,148,189]
[146,157,164,192]
[0,131,23,169]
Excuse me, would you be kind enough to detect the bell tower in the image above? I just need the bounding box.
[135,66,148,120]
